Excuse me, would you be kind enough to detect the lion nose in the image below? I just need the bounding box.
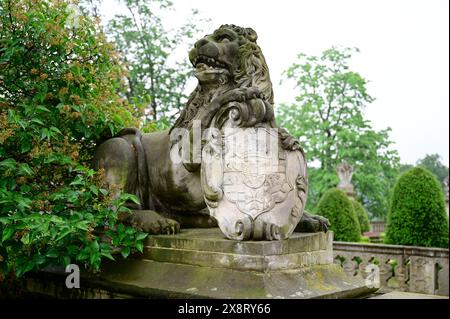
[197,42,219,58]
[194,38,209,49]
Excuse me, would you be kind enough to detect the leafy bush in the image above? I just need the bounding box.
[351,199,370,233]
[385,167,448,248]
[316,188,361,242]
[359,236,370,243]
[0,0,146,279]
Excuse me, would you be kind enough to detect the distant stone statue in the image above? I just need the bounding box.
[336,161,355,197]
[93,25,329,240]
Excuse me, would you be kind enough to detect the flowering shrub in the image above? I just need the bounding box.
[0,0,146,279]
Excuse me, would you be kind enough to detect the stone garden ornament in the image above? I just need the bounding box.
[336,161,356,197]
[93,25,329,240]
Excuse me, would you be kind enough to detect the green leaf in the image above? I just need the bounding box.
[120,246,130,258]
[20,232,30,245]
[0,158,16,170]
[46,250,59,258]
[75,222,89,231]
[135,241,144,253]
[34,255,46,265]
[36,105,50,112]
[117,206,131,214]
[70,175,84,186]
[31,118,45,126]
[15,197,32,210]
[101,251,115,261]
[2,226,15,242]
[56,228,72,241]
[136,232,148,241]
[18,163,34,176]
[89,185,99,196]
[17,261,35,277]
[50,126,62,135]
[91,240,100,252]
[20,140,32,154]
[122,194,140,205]
[90,251,100,267]
[63,256,71,266]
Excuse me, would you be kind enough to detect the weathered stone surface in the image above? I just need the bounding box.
[142,229,333,271]
[146,228,332,255]
[22,229,375,299]
[97,259,374,299]
[370,291,448,299]
[92,24,329,240]
[336,161,355,197]
[201,125,307,240]
[334,241,449,296]
[24,260,373,299]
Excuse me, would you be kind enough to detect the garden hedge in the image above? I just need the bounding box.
[351,199,370,234]
[385,167,448,248]
[316,188,361,242]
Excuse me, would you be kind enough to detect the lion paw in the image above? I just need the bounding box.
[295,211,330,233]
[311,214,330,232]
[128,210,180,235]
[216,87,263,106]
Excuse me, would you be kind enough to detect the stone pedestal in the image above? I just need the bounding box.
[24,229,376,299]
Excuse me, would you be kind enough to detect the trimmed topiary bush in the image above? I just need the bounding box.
[351,199,370,234]
[385,167,449,248]
[316,188,361,242]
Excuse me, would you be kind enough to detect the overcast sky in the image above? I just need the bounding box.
[100,0,449,165]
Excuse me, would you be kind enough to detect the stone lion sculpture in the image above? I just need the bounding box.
[93,24,329,238]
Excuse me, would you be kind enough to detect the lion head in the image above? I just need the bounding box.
[172,25,274,130]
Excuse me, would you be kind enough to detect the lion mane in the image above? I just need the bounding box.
[171,24,274,131]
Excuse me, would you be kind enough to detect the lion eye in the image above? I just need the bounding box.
[217,34,232,43]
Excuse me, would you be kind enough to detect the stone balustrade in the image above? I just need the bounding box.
[333,242,449,296]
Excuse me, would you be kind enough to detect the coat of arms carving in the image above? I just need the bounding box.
[201,100,308,240]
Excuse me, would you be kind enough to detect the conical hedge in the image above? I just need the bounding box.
[317,188,361,242]
[351,199,370,234]
[385,167,449,248]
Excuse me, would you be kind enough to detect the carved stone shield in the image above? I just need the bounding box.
[201,107,308,241]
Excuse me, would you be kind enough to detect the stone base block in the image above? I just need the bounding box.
[97,258,374,299]
[143,228,333,271]
[23,229,377,299]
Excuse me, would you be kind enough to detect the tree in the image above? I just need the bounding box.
[416,154,449,186]
[385,167,448,248]
[106,0,203,129]
[0,0,147,279]
[277,47,399,219]
[398,163,413,174]
[316,189,361,242]
[351,199,370,234]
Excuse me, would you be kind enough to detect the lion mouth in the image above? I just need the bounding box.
[193,55,228,72]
